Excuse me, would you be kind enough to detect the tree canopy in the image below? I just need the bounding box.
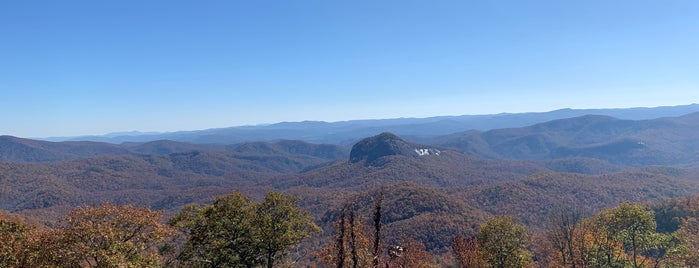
[170,191,320,268]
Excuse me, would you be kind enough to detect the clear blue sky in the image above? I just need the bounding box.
[2,0,698,138]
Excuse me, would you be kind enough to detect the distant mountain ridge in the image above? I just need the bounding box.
[41,104,699,145]
[0,136,348,164]
[0,135,131,163]
[434,112,699,166]
[7,109,699,168]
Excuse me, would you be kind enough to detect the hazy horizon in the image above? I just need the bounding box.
[18,103,696,140]
[3,1,698,137]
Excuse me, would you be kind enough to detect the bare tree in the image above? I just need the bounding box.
[546,204,584,267]
[336,208,346,268]
[349,209,358,268]
[372,189,384,268]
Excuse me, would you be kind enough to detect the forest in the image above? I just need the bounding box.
[3,191,699,267]
[3,112,699,267]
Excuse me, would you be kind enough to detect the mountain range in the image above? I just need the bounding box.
[42,104,699,145]
[3,105,699,253]
[433,112,699,166]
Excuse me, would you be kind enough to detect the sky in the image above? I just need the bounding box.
[2,0,698,138]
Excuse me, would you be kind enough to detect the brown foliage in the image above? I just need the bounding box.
[36,203,174,267]
[452,235,483,268]
[387,238,439,268]
[0,211,35,267]
[315,205,373,268]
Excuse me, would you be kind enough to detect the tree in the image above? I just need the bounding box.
[597,202,657,268]
[171,191,319,268]
[336,206,347,268]
[316,204,373,268]
[477,216,532,268]
[0,212,32,267]
[671,217,699,267]
[349,209,359,268]
[545,204,584,267]
[642,232,679,268]
[39,203,173,267]
[372,189,383,268]
[256,191,321,268]
[577,217,629,268]
[170,192,260,267]
[452,235,484,268]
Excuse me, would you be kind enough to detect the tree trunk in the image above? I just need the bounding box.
[267,251,274,268]
[337,209,346,268]
[373,190,383,268]
[350,210,358,268]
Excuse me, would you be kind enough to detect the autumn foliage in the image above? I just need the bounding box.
[0,191,320,268]
[0,204,172,267]
[6,192,699,267]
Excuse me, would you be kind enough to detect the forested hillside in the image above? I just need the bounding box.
[2,112,699,266]
[434,112,699,166]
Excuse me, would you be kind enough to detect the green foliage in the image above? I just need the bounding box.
[477,216,532,268]
[578,217,631,268]
[652,195,699,233]
[542,201,690,267]
[171,191,320,268]
[256,191,322,268]
[596,202,656,268]
[642,232,680,267]
[170,192,260,267]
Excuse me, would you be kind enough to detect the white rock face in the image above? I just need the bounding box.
[414,148,440,156]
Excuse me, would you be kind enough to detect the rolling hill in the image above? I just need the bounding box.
[433,112,699,166]
[0,139,348,221]
[0,135,131,163]
[270,132,699,250]
[4,111,699,255]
